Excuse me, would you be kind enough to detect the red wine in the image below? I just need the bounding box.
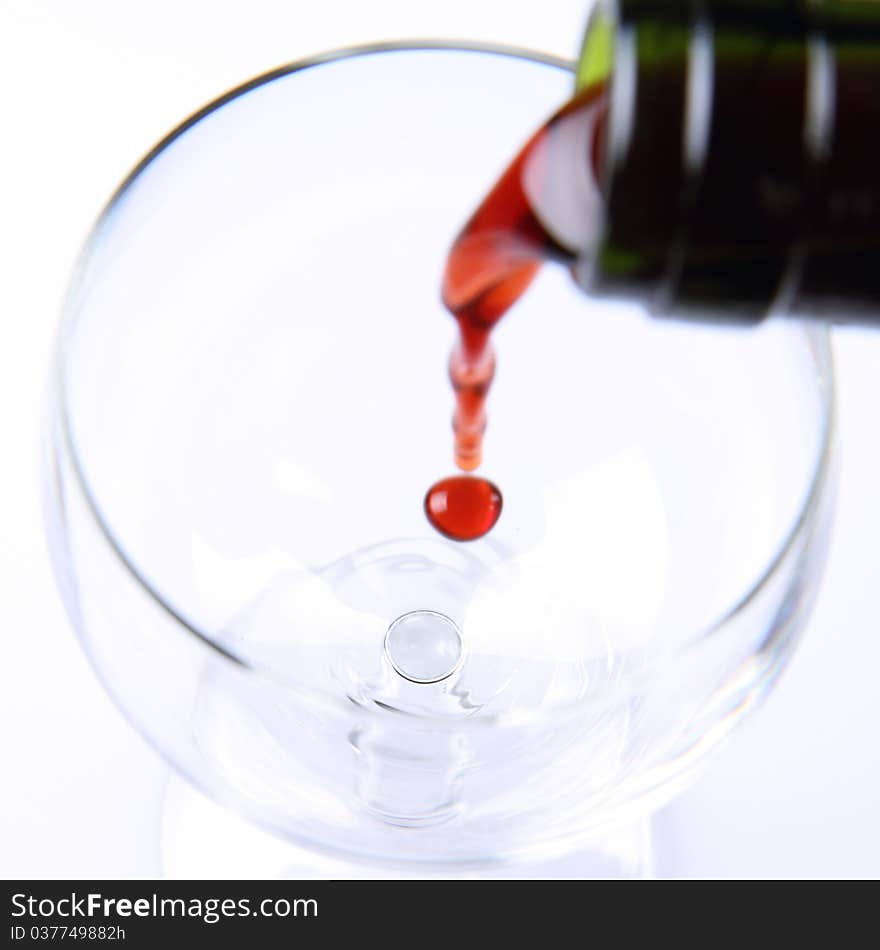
[425,80,608,541]
[424,476,503,542]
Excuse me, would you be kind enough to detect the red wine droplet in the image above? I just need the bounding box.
[424,476,503,542]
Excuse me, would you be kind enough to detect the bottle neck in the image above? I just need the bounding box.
[576,0,880,324]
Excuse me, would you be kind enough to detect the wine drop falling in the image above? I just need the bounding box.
[424,475,503,542]
[424,80,609,541]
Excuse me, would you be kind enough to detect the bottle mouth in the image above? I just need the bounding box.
[573,0,702,310]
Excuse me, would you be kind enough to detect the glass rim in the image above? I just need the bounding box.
[52,39,836,733]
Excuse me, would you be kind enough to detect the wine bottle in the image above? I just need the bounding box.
[568,0,880,323]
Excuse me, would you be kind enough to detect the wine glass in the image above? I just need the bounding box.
[44,41,835,875]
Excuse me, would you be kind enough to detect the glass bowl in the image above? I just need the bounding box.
[44,41,835,870]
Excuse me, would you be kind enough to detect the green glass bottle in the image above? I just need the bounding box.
[574,0,880,323]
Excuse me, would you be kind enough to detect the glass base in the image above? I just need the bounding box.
[160,773,655,879]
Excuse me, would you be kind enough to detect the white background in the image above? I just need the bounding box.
[0,0,878,878]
